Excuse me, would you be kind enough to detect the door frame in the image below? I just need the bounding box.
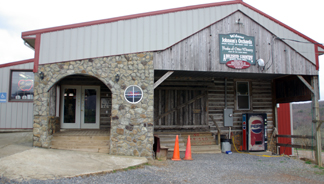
[60,85,100,129]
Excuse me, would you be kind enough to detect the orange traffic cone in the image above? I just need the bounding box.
[183,135,193,160]
[171,135,181,161]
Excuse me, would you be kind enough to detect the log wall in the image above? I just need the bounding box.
[154,77,274,135]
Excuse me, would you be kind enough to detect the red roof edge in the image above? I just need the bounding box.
[0,59,34,68]
[21,0,239,37]
[240,1,324,50]
[315,45,319,70]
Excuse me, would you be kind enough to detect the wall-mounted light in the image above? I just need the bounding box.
[257,59,265,71]
[115,74,120,83]
[39,72,44,80]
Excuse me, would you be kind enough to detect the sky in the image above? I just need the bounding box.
[0,0,323,100]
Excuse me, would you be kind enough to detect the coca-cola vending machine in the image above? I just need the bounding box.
[242,113,267,151]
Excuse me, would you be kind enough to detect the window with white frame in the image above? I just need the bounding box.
[124,85,143,104]
[236,81,249,110]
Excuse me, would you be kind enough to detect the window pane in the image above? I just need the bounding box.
[238,96,249,109]
[10,71,34,100]
[64,89,76,123]
[237,82,248,95]
[84,89,96,123]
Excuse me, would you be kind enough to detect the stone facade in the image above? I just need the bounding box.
[33,52,154,158]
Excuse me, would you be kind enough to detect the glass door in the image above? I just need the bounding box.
[81,86,100,129]
[61,86,81,129]
[60,85,100,129]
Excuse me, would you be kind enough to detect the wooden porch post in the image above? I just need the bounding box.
[312,76,322,167]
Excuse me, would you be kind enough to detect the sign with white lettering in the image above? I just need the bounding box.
[219,33,256,69]
[0,92,7,103]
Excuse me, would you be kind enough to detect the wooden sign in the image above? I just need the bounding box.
[219,33,256,69]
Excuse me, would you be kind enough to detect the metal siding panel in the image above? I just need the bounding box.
[192,9,199,33]
[174,12,182,43]
[27,103,33,128]
[162,14,169,48]
[91,25,98,58]
[111,22,118,54]
[39,33,49,65]
[97,24,105,57]
[168,13,175,47]
[69,28,78,60]
[49,32,57,63]
[76,28,85,59]
[156,15,163,49]
[56,30,64,62]
[5,103,11,128]
[62,29,71,61]
[124,19,132,54]
[104,23,112,55]
[149,16,157,50]
[20,103,27,128]
[14,103,22,128]
[0,68,6,128]
[179,11,187,38]
[83,26,92,58]
[137,18,144,52]
[130,19,138,54]
[143,17,151,51]
[11,103,18,128]
[117,21,124,54]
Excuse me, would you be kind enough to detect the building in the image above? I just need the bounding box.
[0,0,322,161]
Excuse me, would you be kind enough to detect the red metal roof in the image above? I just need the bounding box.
[0,59,34,68]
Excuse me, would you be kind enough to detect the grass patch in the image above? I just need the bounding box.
[305,160,312,164]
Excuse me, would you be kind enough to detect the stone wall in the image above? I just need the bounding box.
[33,52,154,158]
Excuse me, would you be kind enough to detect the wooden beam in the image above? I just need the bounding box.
[276,135,314,139]
[312,76,322,167]
[154,71,174,89]
[297,75,314,94]
[209,115,221,145]
[276,143,314,150]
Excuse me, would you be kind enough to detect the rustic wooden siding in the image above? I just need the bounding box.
[154,80,210,130]
[0,62,34,129]
[208,78,274,134]
[154,11,317,75]
[153,77,274,134]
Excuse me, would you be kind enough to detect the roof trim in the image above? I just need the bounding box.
[21,0,324,51]
[240,1,324,50]
[0,59,34,68]
[21,0,240,37]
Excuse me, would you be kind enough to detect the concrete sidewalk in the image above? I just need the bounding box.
[0,132,147,181]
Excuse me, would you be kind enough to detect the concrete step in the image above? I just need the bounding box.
[51,146,109,153]
[50,135,110,153]
[52,135,110,141]
[51,140,109,147]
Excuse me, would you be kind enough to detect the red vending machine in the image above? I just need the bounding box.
[242,113,267,151]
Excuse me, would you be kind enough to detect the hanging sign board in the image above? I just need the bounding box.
[219,33,256,69]
[0,93,7,103]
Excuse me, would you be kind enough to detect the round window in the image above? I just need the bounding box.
[124,85,143,104]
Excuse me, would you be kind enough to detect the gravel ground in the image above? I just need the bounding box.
[1,153,324,184]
